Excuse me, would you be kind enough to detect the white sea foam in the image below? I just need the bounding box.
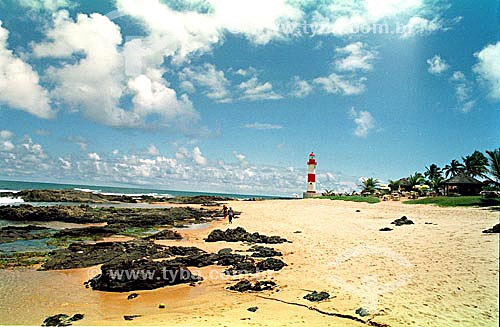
[0,197,24,204]
[73,188,101,193]
[100,192,171,198]
[73,187,171,198]
[0,189,20,193]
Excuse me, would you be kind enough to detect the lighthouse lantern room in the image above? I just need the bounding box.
[303,152,321,198]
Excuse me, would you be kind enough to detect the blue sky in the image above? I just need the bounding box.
[0,0,498,196]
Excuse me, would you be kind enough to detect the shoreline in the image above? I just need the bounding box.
[0,199,498,326]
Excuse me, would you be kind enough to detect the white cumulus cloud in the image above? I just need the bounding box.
[427,55,449,74]
[179,64,232,102]
[239,76,283,101]
[0,21,54,119]
[473,41,500,100]
[335,42,376,72]
[348,107,376,138]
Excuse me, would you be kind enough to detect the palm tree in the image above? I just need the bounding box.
[361,177,380,194]
[444,160,464,178]
[462,150,489,178]
[388,179,400,192]
[485,148,500,186]
[407,172,424,188]
[428,175,444,192]
[322,189,335,196]
[424,164,442,180]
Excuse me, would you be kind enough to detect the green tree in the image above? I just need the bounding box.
[444,160,464,178]
[428,175,445,192]
[361,178,380,194]
[322,189,335,196]
[485,148,500,186]
[407,172,424,188]
[388,179,400,191]
[462,150,488,178]
[424,164,442,180]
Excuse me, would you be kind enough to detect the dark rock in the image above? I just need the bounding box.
[482,224,500,234]
[228,280,276,292]
[224,261,258,275]
[52,226,116,238]
[303,291,330,302]
[223,257,286,275]
[162,195,234,205]
[2,189,234,205]
[127,293,139,300]
[205,227,288,244]
[293,231,302,233]
[256,258,287,271]
[166,252,251,268]
[248,245,282,257]
[41,313,84,326]
[143,229,182,240]
[85,258,202,292]
[41,239,205,270]
[391,216,414,226]
[228,280,252,292]
[0,225,52,244]
[0,205,218,230]
[247,307,258,312]
[217,248,232,254]
[356,210,361,212]
[69,314,84,322]
[379,227,393,232]
[355,307,370,317]
[253,281,277,291]
[123,315,141,321]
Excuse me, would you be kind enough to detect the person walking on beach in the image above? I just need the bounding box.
[222,205,228,219]
[228,207,234,224]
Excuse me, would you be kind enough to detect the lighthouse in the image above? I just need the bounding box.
[303,152,320,198]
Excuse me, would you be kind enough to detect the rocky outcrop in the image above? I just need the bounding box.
[0,205,218,230]
[52,226,116,238]
[228,280,276,292]
[205,227,288,244]
[41,313,84,326]
[391,216,414,226]
[248,245,282,257]
[166,252,253,268]
[84,258,202,292]
[143,229,182,240]
[160,195,234,204]
[482,224,500,233]
[0,189,234,205]
[303,291,330,302]
[0,225,52,244]
[256,258,287,271]
[40,239,205,270]
[224,257,287,275]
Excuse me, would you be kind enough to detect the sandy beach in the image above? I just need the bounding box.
[0,199,498,326]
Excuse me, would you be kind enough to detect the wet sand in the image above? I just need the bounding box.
[0,199,498,326]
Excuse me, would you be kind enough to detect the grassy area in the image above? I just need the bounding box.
[319,196,381,204]
[404,196,500,207]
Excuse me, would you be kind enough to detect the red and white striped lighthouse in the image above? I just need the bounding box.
[306,152,317,194]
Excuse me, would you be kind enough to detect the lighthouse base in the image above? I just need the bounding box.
[303,192,322,198]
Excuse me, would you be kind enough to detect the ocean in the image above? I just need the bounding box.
[0,179,276,205]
